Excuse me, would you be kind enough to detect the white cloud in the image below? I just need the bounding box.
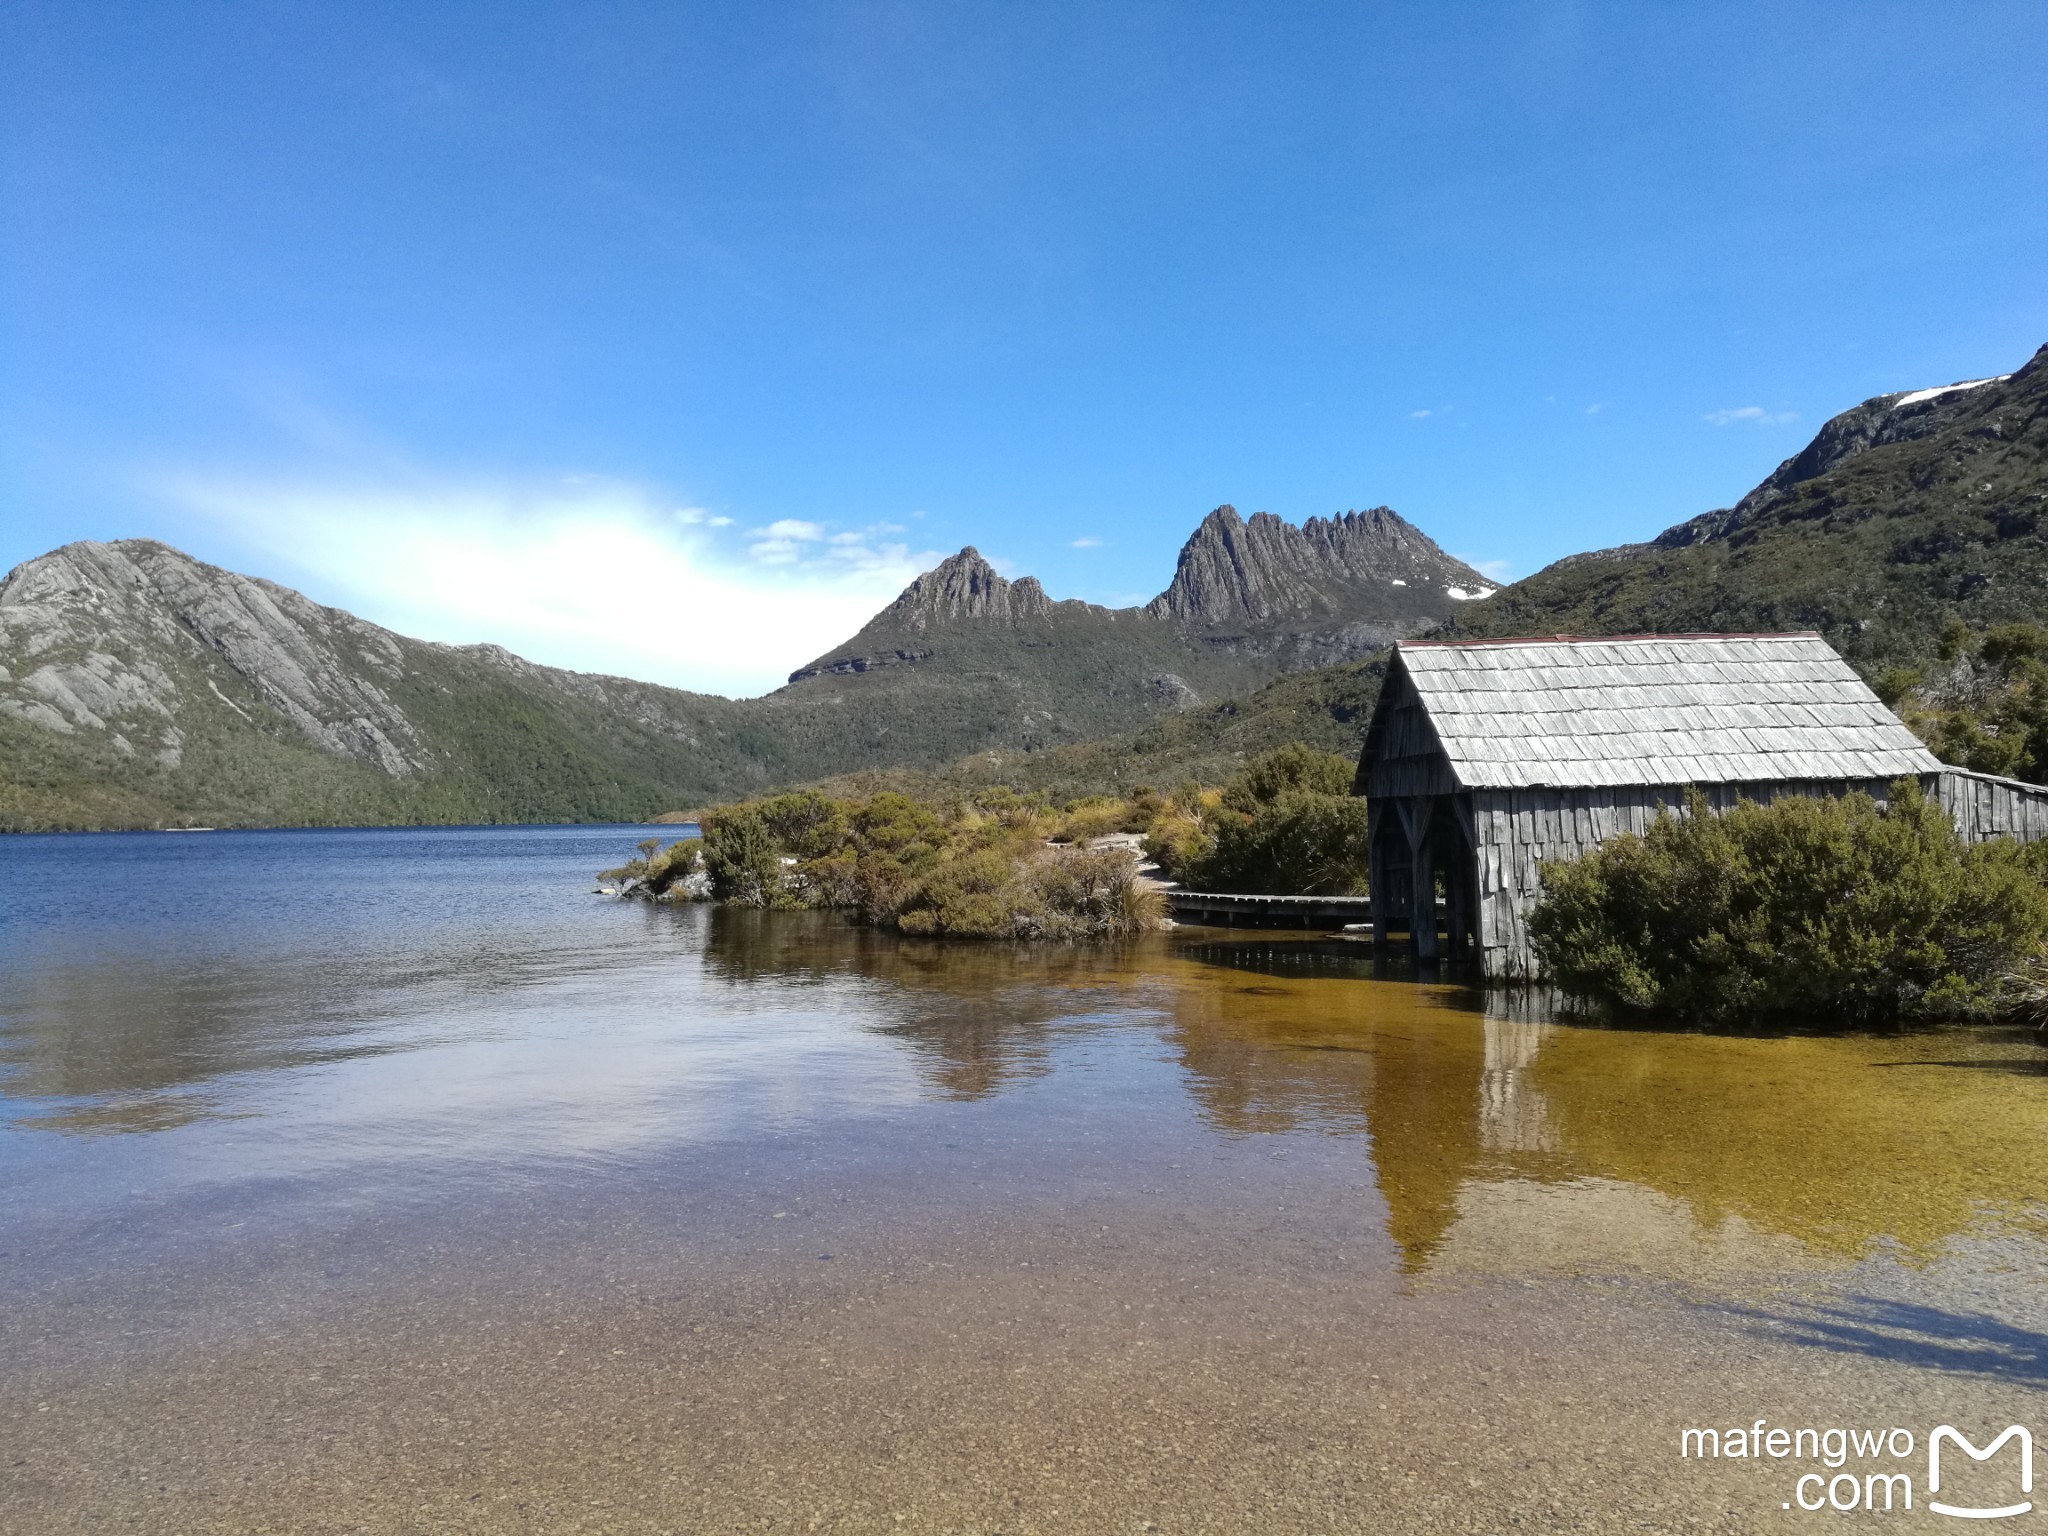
[1408,409,1433,419]
[157,473,942,698]
[1704,406,1799,427]
[1455,556,1513,583]
[1585,402,1606,415]
[1070,536,1103,548]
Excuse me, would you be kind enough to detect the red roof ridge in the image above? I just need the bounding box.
[1401,630,1824,649]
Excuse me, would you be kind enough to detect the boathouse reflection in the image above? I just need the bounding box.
[1163,936,2048,1273]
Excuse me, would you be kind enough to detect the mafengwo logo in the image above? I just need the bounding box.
[1679,1420,2034,1516]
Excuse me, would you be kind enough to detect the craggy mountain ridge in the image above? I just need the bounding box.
[1,504,1481,829]
[1146,505,1491,626]
[771,505,1488,772]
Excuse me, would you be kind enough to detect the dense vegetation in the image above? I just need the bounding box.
[1879,620,2048,785]
[1143,743,1372,896]
[795,658,1388,809]
[606,744,1373,936]
[605,786,1165,939]
[1528,785,2048,1026]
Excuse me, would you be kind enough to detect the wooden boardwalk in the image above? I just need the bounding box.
[1166,890,1374,930]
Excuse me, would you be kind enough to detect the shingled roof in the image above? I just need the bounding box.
[1387,632,1941,789]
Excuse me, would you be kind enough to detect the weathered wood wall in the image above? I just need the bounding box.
[1468,777,1940,978]
[1361,668,1458,799]
[1936,768,2048,843]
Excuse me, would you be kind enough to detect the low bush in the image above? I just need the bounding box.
[605,781,1172,939]
[1185,790,1372,895]
[1219,742,1354,814]
[1142,804,1215,882]
[702,808,787,907]
[1528,784,2048,1026]
[1173,745,1370,895]
[1050,796,1133,843]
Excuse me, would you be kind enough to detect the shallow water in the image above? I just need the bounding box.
[2,826,2045,1533]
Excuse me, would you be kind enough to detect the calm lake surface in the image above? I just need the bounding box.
[3,825,2046,1533]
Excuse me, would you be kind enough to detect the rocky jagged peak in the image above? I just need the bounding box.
[1145,504,1488,627]
[879,547,1053,629]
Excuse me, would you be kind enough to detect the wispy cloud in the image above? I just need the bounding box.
[747,517,827,564]
[1070,536,1103,548]
[1408,408,1433,420]
[1704,406,1799,427]
[674,506,734,528]
[156,473,941,698]
[1456,555,1513,583]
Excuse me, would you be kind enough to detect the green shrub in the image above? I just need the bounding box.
[753,789,848,860]
[894,846,1163,938]
[895,850,1025,936]
[1528,784,2048,1026]
[850,792,947,870]
[1186,790,1372,895]
[702,809,784,906]
[1221,743,1355,814]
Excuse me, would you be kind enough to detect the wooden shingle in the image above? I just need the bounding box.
[1381,633,1939,791]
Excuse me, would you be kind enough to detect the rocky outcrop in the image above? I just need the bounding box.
[1146,506,1490,627]
[0,540,430,774]
[876,548,1057,628]
[788,549,1089,681]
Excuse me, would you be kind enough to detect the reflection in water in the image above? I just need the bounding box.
[695,907,1125,1100]
[1152,934,2048,1274]
[3,827,2045,1286]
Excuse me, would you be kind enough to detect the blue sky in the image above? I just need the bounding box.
[6,1,2046,695]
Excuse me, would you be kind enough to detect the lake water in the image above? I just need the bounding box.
[3,825,2046,1533]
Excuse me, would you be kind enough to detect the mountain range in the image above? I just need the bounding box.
[0,504,1484,829]
[4,341,2043,830]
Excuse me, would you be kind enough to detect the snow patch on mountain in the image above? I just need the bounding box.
[1891,375,2009,410]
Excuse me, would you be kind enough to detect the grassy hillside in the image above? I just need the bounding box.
[764,655,1390,808]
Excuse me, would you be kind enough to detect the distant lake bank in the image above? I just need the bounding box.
[3,826,2044,1532]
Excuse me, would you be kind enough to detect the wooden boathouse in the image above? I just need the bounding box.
[1355,632,2048,978]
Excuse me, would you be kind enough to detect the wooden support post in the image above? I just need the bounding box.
[1367,801,1389,948]
[1404,797,1438,961]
